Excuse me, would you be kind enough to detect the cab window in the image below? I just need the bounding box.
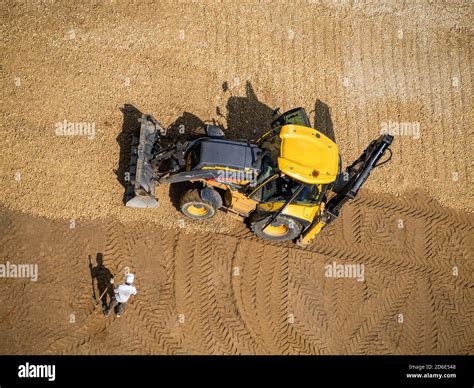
[251,174,319,204]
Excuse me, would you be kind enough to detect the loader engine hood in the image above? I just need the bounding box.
[278,124,339,184]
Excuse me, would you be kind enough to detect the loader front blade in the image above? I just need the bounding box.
[125,114,163,208]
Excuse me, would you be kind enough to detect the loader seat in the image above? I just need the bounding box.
[191,138,263,172]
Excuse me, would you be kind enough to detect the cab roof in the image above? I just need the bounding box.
[278,124,339,184]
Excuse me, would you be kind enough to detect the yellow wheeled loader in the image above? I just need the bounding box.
[125,108,393,245]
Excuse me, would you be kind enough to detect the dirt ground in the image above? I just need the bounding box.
[0,1,473,354]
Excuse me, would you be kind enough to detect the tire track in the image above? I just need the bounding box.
[1,182,473,355]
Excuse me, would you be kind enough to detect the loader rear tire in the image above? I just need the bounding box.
[180,189,216,220]
[250,213,302,242]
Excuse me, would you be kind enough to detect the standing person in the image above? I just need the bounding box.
[104,273,137,318]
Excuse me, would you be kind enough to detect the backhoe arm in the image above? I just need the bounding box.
[298,133,394,246]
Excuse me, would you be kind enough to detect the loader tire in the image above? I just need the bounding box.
[180,189,216,220]
[250,213,302,242]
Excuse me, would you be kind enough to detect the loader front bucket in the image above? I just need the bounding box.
[125,114,163,208]
[125,194,159,209]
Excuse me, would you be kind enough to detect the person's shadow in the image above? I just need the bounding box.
[89,253,114,308]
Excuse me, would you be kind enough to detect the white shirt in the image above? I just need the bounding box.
[114,284,137,303]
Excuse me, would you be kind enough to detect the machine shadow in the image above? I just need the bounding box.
[223,81,275,139]
[313,99,336,142]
